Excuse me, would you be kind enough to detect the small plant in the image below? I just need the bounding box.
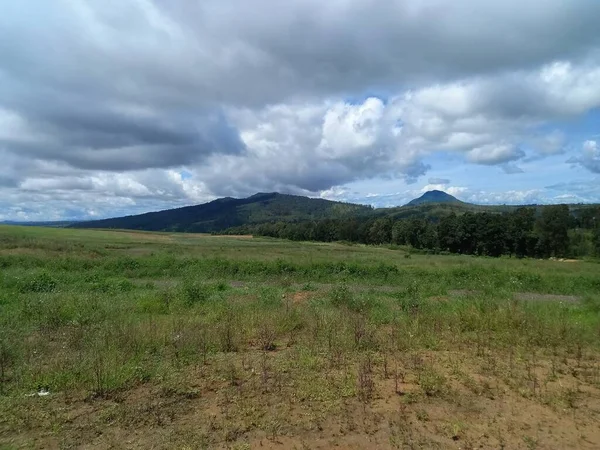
[418,367,446,397]
[450,421,463,441]
[357,353,374,403]
[415,409,429,422]
[257,321,277,351]
[562,386,579,409]
[92,353,109,398]
[0,337,17,394]
[393,358,405,395]
[217,312,238,352]
[301,282,316,291]
[214,280,228,292]
[329,284,353,308]
[352,313,366,348]
[225,361,239,387]
[523,435,538,450]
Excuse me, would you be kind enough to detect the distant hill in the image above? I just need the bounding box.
[406,190,464,206]
[72,190,477,233]
[71,192,374,233]
[65,190,600,233]
[1,220,77,228]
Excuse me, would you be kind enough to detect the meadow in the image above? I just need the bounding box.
[0,225,599,449]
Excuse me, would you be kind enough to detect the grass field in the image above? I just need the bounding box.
[1,225,599,449]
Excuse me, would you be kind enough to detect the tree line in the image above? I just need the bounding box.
[224,205,600,258]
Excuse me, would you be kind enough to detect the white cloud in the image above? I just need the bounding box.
[568,140,600,173]
[466,144,524,165]
[529,130,567,156]
[428,177,450,185]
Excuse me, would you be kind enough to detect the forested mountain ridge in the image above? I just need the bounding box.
[70,190,600,258]
[71,190,600,235]
[72,190,496,233]
[71,192,374,233]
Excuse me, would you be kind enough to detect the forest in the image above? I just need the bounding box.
[225,205,600,258]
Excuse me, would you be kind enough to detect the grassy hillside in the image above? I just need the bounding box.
[1,224,599,448]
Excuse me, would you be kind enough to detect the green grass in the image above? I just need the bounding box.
[0,225,599,448]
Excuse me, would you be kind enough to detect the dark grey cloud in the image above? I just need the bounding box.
[0,72,246,171]
[157,0,600,100]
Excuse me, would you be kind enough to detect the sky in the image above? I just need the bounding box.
[1,0,600,221]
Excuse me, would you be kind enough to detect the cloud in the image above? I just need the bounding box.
[346,185,561,208]
[546,178,600,202]
[501,164,525,174]
[466,144,525,165]
[428,178,450,185]
[567,140,600,173]
[2,1,600,219]
[462,189,546,205]
[529,130,567,156]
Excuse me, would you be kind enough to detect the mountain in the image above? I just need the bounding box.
[1,220,77,227]
[52,190,600,233]
[71,192,373,233]
[405,190,464,206]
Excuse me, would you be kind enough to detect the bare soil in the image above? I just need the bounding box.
[4,350,599,449]
[514,292,580,303]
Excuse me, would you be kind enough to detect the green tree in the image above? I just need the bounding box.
[536,205,570,257]
[437,213,462,253]
[593,222,600,257]
[509,208,537,258]
[368,218,392,244]
[391,221,408,245]
[475,213,507,257]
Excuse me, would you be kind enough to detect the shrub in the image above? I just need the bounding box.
[418,367,447,397]
[18,272,57,293]
[180,280,210,306]
[329,284,354,309]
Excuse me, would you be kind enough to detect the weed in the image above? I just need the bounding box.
[418,367,447,397]
[257,321,277,351]
[18,272,57,293]
[357,353,375,403]
[181,280,210,306]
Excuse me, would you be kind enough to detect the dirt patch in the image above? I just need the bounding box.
[105,230,174,242]
[4,349,600,449]
[514,292,580,303]
[289,291,315,305]
[229,281,247,288]
[120,247,155,256]
[550,257,579,263]
[0,248,43,256]
[208,234,253,239]
[448,289,479,297]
